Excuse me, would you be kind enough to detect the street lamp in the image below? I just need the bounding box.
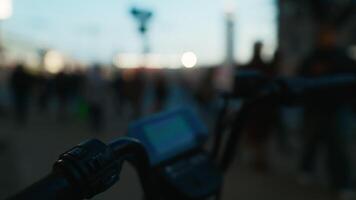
[130,7,153,55]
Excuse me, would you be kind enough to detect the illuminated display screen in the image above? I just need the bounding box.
[143,116,196,160]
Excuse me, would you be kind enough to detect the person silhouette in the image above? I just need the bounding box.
[9,64,33,124]
[298,26,356,197]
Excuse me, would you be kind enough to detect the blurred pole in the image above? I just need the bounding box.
[224,0,236,67]
[38,49,48,72]
[215,2,236,92]
[225,12,235,67]
[142,30,150,55]
[130,7,153,66]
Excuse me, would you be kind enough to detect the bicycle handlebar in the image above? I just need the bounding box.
[230,73,356,104]
[7,172,77,200]
[7,138,153,200]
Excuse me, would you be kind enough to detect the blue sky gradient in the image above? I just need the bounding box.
[2,0,277,65]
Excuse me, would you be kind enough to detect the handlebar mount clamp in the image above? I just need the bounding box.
[53,139,121,199]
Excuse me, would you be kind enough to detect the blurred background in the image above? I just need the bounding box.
[0,0,356,199]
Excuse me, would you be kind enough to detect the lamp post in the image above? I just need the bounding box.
[130,7,153,56]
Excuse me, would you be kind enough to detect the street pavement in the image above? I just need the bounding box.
[0,106,343,200]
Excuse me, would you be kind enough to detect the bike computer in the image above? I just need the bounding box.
[128,107,208,166]
[128,107,222,200]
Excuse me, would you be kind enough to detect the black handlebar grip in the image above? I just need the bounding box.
[7,139,122,200]
[6,172,78,200]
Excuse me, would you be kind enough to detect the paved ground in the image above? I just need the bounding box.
[0,106,348,200]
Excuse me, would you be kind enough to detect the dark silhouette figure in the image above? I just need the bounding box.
[242,41,279,171]
[37,72,54,114]
[153,71,168,112]
[68,69,85,101]
[85,65,108,132]
[125,68,145,119]
[268,49,289,153]
[195,68,215,110]
[298,26,356,194]
[112,70,125,115]
[9,64,33,124]
[54,70,71,121]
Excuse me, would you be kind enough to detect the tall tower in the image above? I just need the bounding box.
[215,3,236,92]
[225,10,235,67]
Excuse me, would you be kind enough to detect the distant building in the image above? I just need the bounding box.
[277,0,356,75]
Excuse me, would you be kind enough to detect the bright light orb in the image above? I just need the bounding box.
[44,51,64,74]
[181,52,197,68]
[0,0,12,20]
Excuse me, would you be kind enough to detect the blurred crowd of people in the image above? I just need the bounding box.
[232,26,356,200]
[0,63,171,133]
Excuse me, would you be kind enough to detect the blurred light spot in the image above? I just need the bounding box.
[0,0,12,20]
[44,51,64,74]
[114,54,141,69]
[114,53,182,69]
[181,52,197,68]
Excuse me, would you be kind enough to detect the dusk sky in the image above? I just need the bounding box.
[2,0,277,65]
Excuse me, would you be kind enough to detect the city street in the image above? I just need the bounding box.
[1,0,356,199]
[0,101,347,200]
